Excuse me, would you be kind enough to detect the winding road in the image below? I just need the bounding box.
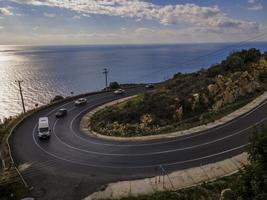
[9,87,267,199]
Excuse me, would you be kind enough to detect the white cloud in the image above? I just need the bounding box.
[2,24,266,45]
[33,26,39,31]
[0,7,13,16]
[44,12,56,18]
[248,0,263,11]
[72,15,81,20]
[134,27,155,34]
[11,0,259,32]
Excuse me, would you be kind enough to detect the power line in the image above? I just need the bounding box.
[15,80,26,114]
[128,31,267,82]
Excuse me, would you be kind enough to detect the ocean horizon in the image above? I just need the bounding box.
[1,42,267,120]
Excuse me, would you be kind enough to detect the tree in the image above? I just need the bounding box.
[109,81,120,89]
[234,126,267,200]
[51,95,64,103]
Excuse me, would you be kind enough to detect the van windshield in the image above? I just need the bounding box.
[39,127,49,133]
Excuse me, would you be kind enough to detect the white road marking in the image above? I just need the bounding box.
[68,101,267,147]
[28,92,266,168]
[32,124,246,168]
[240,100,267,118]
[37,92,267,148]
[53,114,267,156]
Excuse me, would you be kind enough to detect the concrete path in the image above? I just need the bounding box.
[84,153,248,200]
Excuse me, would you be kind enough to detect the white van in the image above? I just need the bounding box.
[38,117,50,139]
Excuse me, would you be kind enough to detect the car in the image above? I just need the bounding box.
[38,117,50,139]
[145,84,154,89]
[114,89,125,95]
[75,98,87,106]
[55,108,67,118]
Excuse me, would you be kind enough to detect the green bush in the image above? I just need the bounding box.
[0,182,26,200]
[234,126,267,200]
[109,82,120,89]
[50,95,64,103]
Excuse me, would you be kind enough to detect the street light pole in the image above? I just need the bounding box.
[16,80,26,114]
[103,68,109,90]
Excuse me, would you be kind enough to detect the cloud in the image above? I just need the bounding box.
[248,0,263,10]
[72,15,81,20]
[11,0,259,32]
[33,26,39,31]
[0,7,13,16]
[134,27,155,34]
[44,12,56,18]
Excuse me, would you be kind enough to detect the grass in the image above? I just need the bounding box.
[0,181,27,200]
[0,114,28,200]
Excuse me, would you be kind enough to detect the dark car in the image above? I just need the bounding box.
[55,108,67,118]
[145,84,154,89]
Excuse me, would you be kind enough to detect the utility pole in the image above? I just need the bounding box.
[16,80,26,114]
[103,68,108,90]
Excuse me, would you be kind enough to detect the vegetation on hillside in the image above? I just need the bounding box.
[0,182,26,200]
[0,118,27,200]
[91,48,267,137]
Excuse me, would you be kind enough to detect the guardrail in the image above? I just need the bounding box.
[2,89,113,187]
[2,85,143,187]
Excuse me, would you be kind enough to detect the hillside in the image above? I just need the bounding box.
[91,48,267,137]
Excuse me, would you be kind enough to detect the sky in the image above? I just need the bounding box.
[0,0,267,45]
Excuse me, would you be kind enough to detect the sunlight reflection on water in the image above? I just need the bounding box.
[0,43,267,120]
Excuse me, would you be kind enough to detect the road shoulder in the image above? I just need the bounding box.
[83,153,248,200]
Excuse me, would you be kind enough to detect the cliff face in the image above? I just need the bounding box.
[208,58,267,111]
[208,71,260,111]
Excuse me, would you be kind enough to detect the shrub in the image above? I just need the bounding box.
[109,82,120,89]
[234,126,267,199]
[51,95,64,103]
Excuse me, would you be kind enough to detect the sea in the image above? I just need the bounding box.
[1,42,267,120]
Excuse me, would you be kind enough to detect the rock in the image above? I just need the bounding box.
[175,106,183,121]
[220,188,235,200]
[216,75,225,90]
[212,99,223,112]
[140,114,153,128]
[201,93,209,105]
[209,71,260,111]
[191,93,200,110]
[193,93,200,101]
[223,87,235,104]
[208,84,218,96]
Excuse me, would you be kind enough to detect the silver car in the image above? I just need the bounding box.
[75,98,87,106]
[114,89,125,95]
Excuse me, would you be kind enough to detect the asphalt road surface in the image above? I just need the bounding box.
[10,88,267,199]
